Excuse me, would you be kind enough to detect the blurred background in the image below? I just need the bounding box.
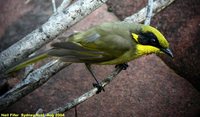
[0,0,200,116]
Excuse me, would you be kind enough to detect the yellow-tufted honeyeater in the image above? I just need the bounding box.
[6,22,173,93]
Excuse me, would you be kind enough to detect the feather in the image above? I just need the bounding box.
[47,48,112,63]
[85,33,101,42]
[47,48,104,58]
[6,53,48,73]
[51,42,102,54]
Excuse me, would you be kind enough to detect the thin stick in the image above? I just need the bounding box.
[124,0,175,23]
[24,53,36,76]
[52,0,57,13]
[144,0,153,25]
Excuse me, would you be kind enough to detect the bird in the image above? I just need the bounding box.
[6,22,173,93]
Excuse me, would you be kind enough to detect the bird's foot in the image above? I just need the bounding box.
[115,63,129,70]
[93,83,105,94]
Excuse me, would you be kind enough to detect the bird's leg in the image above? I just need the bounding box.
[85,63,105,93]
[115,63,129,70]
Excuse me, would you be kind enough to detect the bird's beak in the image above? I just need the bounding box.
[160,48,174,58]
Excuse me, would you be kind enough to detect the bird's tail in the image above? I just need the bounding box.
[6,52,49,74]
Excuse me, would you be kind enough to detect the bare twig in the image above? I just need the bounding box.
[47,66,123,114]
[24,0,32,4]
[52,0,57,13]
[144,0,153,25]
[0,0,107,75]
[57,0,72,12]
[124,0,175,23]
[36,108,44,114]
[33,108,44,117]
[24,53,36,76]
[0,60,71,111]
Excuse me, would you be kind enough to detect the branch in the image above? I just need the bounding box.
[124,0,175,23]
[0,60,71,111]
[144,0,153,25]
[51,0,57,13]
[24,53,36,76]
[0,0,107,74]
[47,66,123,114]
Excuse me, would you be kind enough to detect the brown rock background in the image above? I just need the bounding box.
[1,0,200,117]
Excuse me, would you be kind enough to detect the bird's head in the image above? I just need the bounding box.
[131,25,173,58]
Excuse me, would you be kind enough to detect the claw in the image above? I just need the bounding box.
[93,83,105,94]
[115,63,129,70]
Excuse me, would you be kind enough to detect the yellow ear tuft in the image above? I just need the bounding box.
[131,33,139,43]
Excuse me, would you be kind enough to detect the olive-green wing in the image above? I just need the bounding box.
[68,26,133,58]
[49,42,114,63]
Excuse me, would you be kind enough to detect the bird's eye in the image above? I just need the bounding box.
[150,38,158,46]
[151,38,156,43]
